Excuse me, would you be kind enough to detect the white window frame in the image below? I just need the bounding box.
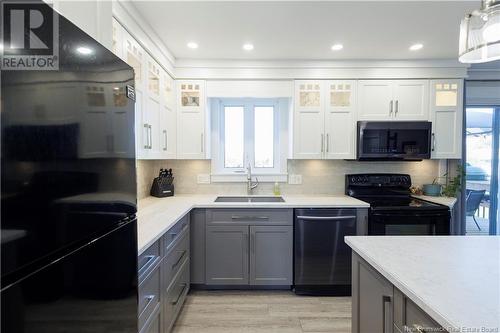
[211,98,288,182]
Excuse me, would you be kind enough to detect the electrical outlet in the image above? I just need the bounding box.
[288,174,302,185]
[197,174,211,184]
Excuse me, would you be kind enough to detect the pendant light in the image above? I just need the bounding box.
[459,0,500,63]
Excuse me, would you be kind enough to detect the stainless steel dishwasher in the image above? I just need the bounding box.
[294,208,357,296]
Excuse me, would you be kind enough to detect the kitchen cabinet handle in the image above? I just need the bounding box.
[431,133,436,151]
[171,283,187,305]
[172,250,187,270]
[201,133,204,153]
[110,135,114,152]
[143,124,149,149]
[382,295,392,333]
[163,130,167,151]
[395,100,399,115]
[321,134,324,152]
[296,215,356,220]
[141,294,156,314]
[389,100,393,115]
[139,254,157,273]
[231,216,269,221]
[326,133,330,153]
[149,125,153,149]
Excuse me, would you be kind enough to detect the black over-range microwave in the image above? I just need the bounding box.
[357,121,432,161]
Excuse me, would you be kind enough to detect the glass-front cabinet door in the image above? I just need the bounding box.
[430,79,463,159]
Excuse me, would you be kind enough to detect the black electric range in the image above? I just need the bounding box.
[346,174,450,235]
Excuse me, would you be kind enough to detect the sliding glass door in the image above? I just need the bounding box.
[464,106,499,235]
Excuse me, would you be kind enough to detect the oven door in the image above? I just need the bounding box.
[369,210,450,235]
[357,121,432,160]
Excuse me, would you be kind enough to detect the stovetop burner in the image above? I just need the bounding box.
[354,196,446,210]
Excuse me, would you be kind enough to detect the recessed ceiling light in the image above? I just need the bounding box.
[243,43,254,51]
[331,44,343,51]
[76,46,93,55]
[409,43,423,51]
[187,42,198,49]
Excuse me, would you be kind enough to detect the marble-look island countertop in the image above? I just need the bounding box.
[345,236,500,331]
[138,194,369,254]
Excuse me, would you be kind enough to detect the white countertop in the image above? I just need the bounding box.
[137,194,369,254]
[345,236,500,331]
[412,195,457,208]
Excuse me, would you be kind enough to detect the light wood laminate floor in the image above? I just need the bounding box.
[172,290,351,333]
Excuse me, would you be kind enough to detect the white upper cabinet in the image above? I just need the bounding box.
[430,79,463,159]
[324,80,357,159]
[51,0,113,50]
[393,80,429,120]
[145,56,163,159]
[293,80,357,159]
[117,25,150,159]
[358,80,429,121]
[113,20,181,160]
[177,80,209,159]
[112,19,124,60]
[293,81,325,159]
[358,80,393,120]
[160,70,176,159]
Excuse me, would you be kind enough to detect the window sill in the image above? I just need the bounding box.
[210,173,288,183]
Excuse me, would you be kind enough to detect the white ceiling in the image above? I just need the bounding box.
[131,1,479,61]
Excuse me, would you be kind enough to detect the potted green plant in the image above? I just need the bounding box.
[442,165,464,198]
[423,178,442,196]
[423,165,464,197]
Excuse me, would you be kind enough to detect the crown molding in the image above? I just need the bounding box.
[174,59,470,80]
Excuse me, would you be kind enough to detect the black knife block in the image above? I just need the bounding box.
[150,177,174,198]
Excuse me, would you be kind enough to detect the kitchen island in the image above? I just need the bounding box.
[345,236,500,333]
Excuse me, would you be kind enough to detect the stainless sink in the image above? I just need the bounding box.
[214,196,285,203]
[249,197,285,202]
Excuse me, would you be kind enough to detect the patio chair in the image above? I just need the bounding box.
[466,189,486,230]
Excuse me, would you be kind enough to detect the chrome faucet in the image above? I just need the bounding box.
[246,163,259,195]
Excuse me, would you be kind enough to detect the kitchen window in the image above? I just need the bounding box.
[211,98,288,181]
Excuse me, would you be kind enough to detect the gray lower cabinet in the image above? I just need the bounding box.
[250,226,293,285]
[138,213,190,333]
[190,209,206,284]
[204,209,293,287]
[163,258,190,332]
[393,288,442,333]
[352,253,446,333]
[352,252,394,333]
[139,304,161,333]
[205,225,249,285]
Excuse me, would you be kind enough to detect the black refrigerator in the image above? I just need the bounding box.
[1,3,138,332]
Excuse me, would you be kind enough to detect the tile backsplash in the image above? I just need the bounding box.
[137,159,440,199]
